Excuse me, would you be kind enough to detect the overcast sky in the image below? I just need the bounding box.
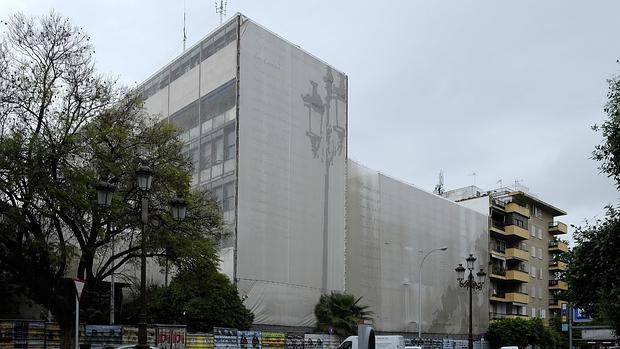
[2,0,619,242]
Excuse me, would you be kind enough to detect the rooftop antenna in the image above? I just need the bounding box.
[183,0,187,51]
[215,0,227,25]
[434,170,445,195]
[468,172,477,186]
[496,179,503,188]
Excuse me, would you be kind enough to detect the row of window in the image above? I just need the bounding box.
[139,20,237,100]
[530,266,544,279]
[171,79,236,135]
[530,224,544,239]
[530,246,544,259]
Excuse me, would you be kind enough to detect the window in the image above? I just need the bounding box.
[541,309,546,319]
[534,206,542,218]
[214,137,224,163]
[224,126,236,160]
[531,225,536,237]
[531,307,536,318]
[531,246,536,257]
[223,181,235,212]
[537,247,543,260]
[539,268,543,279]
[530,266,536,277]
[537,226,543,240]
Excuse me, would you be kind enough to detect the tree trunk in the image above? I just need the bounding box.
[59,319,76,349]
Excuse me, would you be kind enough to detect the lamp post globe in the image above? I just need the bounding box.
[95,180,116,208]
[135,164,153,191]
[170,194,188,222]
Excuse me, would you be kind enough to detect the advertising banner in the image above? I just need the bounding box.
[187,333,214,349]
[156,326,186,349]
[0,322,14,349]
[84,325,122,349]
[303,334,338,349]
[44,323,61,349]
[121,326,155,345]
[284,335,303,349]
[214,328,238,349]
[237,331,261,349]
[261,333,284,349]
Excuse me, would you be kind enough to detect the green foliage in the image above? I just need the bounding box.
[486,318,562,349]
[0,11,222,346]
[566,206,620,333]
[314,292,372,338]
[593,75,620,189]
[121,259,254,332]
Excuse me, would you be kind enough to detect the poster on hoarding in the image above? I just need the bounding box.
[303,334,338,349]
[156,326,186,349]
[121,326,156,345]
[284,335,303,349]
[85,325,122,349]
[44,323,61,349]
[214,328,238,349]
[261,333,284,349]
[186,333,214,349]
[237,331,261,349]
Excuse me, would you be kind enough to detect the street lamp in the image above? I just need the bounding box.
[170,194,187,222]
[165,194,188,285]
[455,254,486,349]
[136,164,153,349]
[95,180,116,325]
[417,246,448,340]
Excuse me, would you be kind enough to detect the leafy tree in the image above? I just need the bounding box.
[0,12,222,348]
[314,292,372,338]
[565,70,620,334]
[121,258,254,331]
[486,318,561,349]
[565,206,620,332]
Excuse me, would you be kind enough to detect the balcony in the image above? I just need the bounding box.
[549,279,568,291]
[490,266,507,280]
[549,240,569,253]
[506,202,530,218]
[549,260,568,271]
[506,292,530,304]
[549,298,567,310]
[491,246,506,258]
[504,225,529,240]
[506,247,529,261]
[506,269,530,283]
[548,221,568,235]
[490,312,529,320]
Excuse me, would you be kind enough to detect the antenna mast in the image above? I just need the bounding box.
[183,0,187,51]
[215,0,227,24]
[434,170,445,195]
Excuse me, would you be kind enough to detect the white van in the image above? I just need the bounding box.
[337,336,405,349]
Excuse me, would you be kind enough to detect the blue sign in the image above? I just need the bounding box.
[573,308,593,323]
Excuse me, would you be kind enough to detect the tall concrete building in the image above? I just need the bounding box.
[139,13,489,335]
[444,186,568,322]
[139,13,347,329]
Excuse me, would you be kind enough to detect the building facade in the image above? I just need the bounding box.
[139,13,491,335]
[444,186,568,323]
[140,14,347,328]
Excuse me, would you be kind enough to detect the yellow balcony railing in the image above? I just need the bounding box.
[506,202,530,218]
[549,240,569,253]
[549,261,568,271]
[549,299,567,310]
[506,292,530,304]
[506,270,530,283]
[549,221,568,235]
[504,225,529,240]
[549,280,568,291]
[506,247,529,261]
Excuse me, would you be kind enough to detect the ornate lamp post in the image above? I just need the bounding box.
[165,194,187,285]
[417,246,447,339]
[455,254,486,349]
[95,180,116,324]
[135,164,153,349]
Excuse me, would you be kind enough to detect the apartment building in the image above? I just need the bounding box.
[444,186,568,323]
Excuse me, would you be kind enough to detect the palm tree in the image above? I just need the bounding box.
[315,292,373,338]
